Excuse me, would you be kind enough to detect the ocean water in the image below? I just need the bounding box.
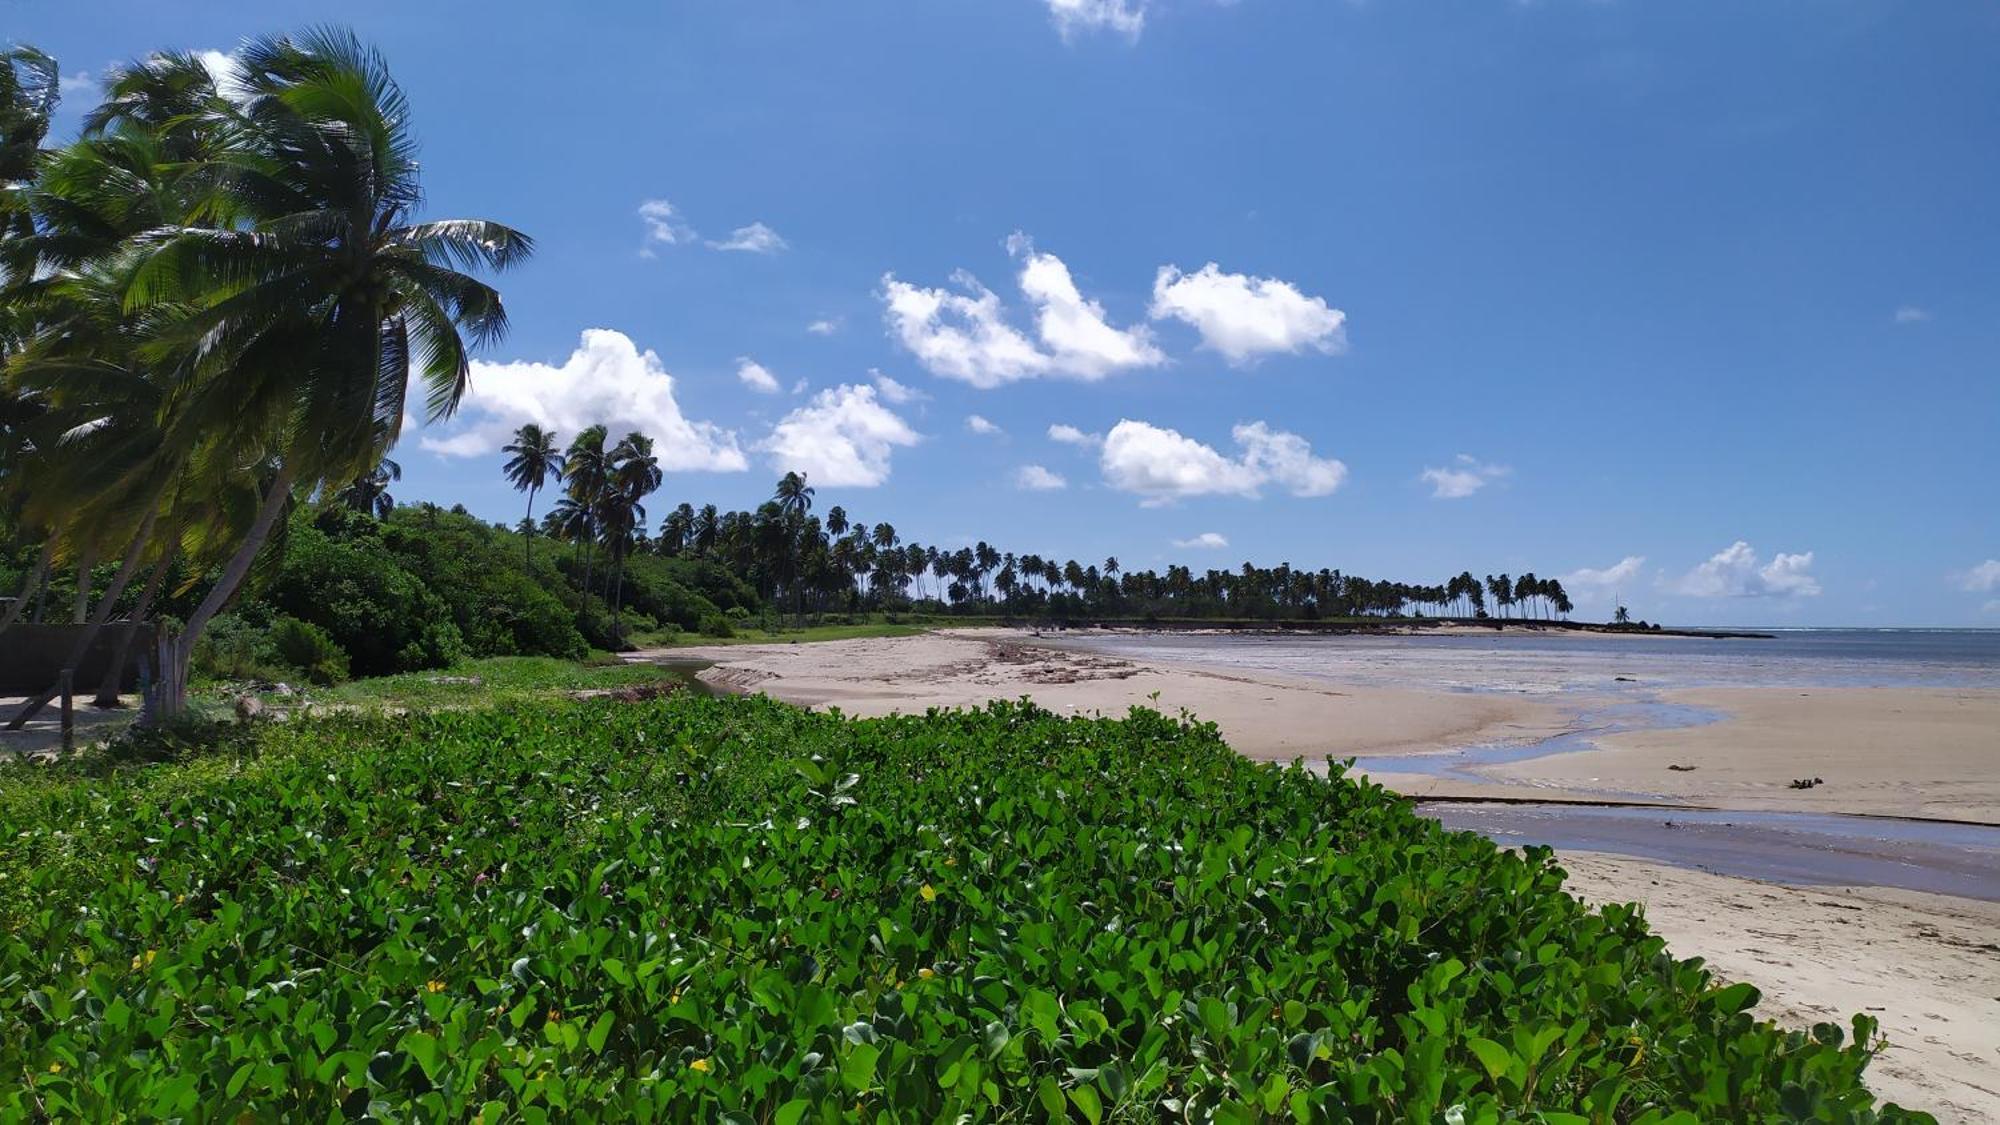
[1053,628,2000,694]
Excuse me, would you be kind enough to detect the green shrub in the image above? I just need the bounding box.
[0,697,1926,1121]
[699,612,734,638]
[267,518,466,676]
[188,612,286,682]
[266,615,349,685]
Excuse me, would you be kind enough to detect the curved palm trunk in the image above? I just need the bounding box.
[93,552,173,708]
[0,540,55,638]
[9,508,158,730]
[148,462,296,724]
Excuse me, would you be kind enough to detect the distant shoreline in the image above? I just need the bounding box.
[1023,617,1776,641]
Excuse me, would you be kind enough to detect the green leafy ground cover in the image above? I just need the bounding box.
[0,695,1926,1122]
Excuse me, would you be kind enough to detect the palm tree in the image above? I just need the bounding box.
[773,471,814,518]
[602,432,661,632]
[336,458,400,519]
[563,425,610,600]
[114,30,531,717]
[502,423,563,565]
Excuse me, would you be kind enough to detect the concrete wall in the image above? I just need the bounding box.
[0,624,154,694]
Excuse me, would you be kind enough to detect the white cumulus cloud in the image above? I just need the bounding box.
[1015,464,1068,491]
[1150,263,1347,364]
[736,357,780,394]
[881,271,1049,388]
[1011,233,1165,378]
[806,317,843,336]
[760,384,920,487]
[418,329,746,472]
[1099,420,1345,505]
[1045,0,1147,40]
[966,414,1003,436]
[1560,556,1646,599]
[709,222,788,254]
[1173,532,1230,550]
[1956,559,2000,593]
[881,237,1161,388]
[1672,541,1821,598]
[1420,454,1511,499]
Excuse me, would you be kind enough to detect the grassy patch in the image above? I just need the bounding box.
[213,655,688,713]
[0,695,1926,1121]
[628,620,947,648]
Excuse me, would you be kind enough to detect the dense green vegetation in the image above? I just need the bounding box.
[0,694,1924,1121]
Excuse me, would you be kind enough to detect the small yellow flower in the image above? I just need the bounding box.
[174,894,187,906]
[546,1009,561,1023]
[669,991,682,1005]
[425,980,447,994]
[130,950,156,971]
[917,967,936,980]
[944,857,957,867]
[47,1062,62,1074]
[689,1057,712,1073]
[919,883,937,902]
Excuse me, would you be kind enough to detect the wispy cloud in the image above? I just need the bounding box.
[1015,464,1068,491]
[806,317,843,336]
[1893,305,1932,325]
[966,414,1003,436]
[1955,559,2000,593]
[1419,454,1511,500]
[637,199,694,257]
[708,222,788,254]
[1044,0,1148,41]
[1173,532,1230,549]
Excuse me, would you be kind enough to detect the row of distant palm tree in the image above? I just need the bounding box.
[501,424,661,634]
[0,32,530,722]
[532,466,1575,626]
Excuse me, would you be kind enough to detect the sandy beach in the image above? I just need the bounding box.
[639,628,2000,1119]
[654,630,1571,764]
[1559,853,2000,1121]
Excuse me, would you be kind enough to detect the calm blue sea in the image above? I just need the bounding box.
[1057,628,2000,693]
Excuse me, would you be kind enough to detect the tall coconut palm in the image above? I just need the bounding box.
[502,423,563,565]
[773,470,813,518]
[116,29,531,717]
[600,431,659,631]
[562,424,609,602]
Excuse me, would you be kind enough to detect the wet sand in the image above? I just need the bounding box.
[1488,687,2000,822]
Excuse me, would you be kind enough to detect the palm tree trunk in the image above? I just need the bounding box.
[524,486,537,566]
[150,463,296,723]
[94,552,173,708]
[68,541,100,624]
[9,508,158,730]
[0,539,55,638]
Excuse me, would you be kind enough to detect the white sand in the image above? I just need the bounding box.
[1560,853,2000,1121]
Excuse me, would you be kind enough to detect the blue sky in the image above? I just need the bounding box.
[18,1,1999,625]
